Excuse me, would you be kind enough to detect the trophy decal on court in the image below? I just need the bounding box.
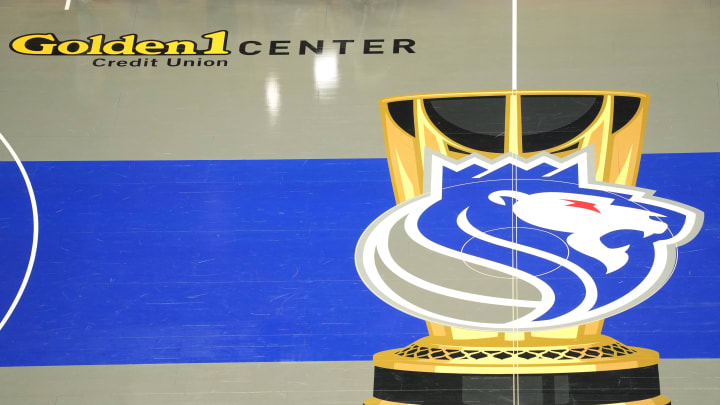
[355,91,703,404]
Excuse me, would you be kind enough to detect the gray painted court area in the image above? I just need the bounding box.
[0,0,718,161]
[0,1,718,404]
[0,360,717,404]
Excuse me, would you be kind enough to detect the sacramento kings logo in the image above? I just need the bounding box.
[355,149,703,331]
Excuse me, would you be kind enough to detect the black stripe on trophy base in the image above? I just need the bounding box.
[373,365,662,404]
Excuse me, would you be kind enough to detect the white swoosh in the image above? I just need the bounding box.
[457,207,598,326]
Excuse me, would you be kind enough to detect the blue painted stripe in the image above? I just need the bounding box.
[0,153,717,366]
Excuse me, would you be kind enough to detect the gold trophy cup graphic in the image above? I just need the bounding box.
[355,90,702,404]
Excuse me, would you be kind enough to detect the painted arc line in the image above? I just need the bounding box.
[64,0,71,10]
[0,131,39,333]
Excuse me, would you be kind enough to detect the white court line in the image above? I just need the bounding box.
[64,0,71,10]
[0,131,39,333]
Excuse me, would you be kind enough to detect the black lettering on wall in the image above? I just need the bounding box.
[269,40,291,55]
[393,39,415,54]
[239,41,261,55]
[299,40,324,55]
[364,39,384,54]
[332,39,354,54]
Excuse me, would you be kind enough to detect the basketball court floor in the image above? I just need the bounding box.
[0,0,718,403]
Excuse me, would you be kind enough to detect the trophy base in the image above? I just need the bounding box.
[364,335,669,405]
[365,397,669,405]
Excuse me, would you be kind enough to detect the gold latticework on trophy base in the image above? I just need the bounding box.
[364,334,669,404]
[366,399,670,405]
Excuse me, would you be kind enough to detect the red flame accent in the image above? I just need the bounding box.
[562,199,601,214]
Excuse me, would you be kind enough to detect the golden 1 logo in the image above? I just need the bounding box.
[9,30,416,68]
